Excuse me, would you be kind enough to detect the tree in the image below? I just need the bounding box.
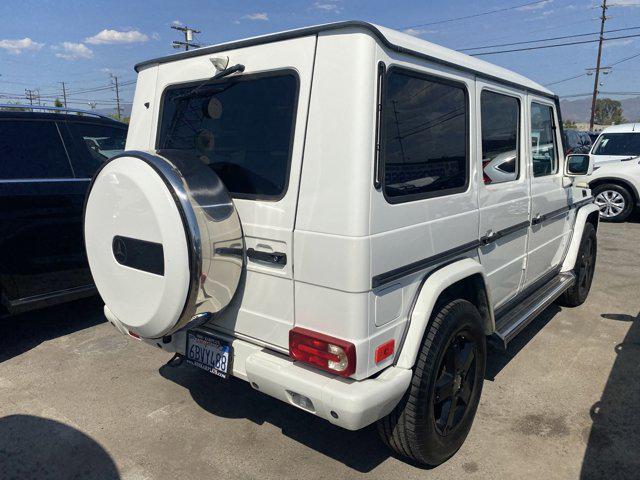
[564,120,577,129]
[595,98,626,125]
[53,98,64,108]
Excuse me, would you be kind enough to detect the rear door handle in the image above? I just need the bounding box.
[531,213,543,225]
[480,230,496,245]
[246,248,287,266]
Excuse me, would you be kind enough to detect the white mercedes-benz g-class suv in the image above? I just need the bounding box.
[83,21,599,465]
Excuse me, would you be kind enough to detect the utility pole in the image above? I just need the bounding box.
[25,89,34,105]
[110,74,122,119]
[171,25,201,51]
[25,88,39,106]
[589,0,608,130]
[60,82,67,108]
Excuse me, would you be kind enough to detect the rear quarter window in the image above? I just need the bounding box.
[0,120,73,179]
[157,71,299,200]
[380,67,469,203]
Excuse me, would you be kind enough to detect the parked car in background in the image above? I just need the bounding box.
[82,21,599,466]
[585,157,640,222]
[564,129,592,155]
[0,105,127,315]
[590,123,640,165]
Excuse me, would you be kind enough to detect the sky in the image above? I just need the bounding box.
[1,0,640,114]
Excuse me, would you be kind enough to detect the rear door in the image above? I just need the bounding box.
[0,118,88,303]
[149,36,317,349]
[524,98,572,286]
[476,83,529,308]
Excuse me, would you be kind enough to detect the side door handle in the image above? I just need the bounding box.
[480,229,496,245]
[531,213,543,225]
[246,248,287,266]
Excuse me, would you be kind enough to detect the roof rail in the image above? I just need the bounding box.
[0,104,120,121]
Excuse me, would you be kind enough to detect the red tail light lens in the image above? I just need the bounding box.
[289,327,356,377]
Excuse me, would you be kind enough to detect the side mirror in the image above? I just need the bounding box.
[565,153,593,176]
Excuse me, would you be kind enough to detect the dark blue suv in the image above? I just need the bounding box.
[0,106,127,315]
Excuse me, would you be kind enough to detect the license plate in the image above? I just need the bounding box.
[185,331,231,378]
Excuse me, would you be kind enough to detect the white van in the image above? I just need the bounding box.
[83,21,599,465]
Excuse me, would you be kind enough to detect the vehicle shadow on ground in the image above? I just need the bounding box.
[0,414,120,479]
[159,361,395,473]
[580,311,640,479]
[485,304,561,380]
[0,296,104,363]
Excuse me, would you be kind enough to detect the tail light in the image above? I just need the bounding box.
[289,327,356,377]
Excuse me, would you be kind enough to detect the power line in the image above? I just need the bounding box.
[403,0,551,29]
[545,73,590,87]
[459,25,640,52]
[470,32,640,56]
[544,49,640,87]
[610,51,640,66]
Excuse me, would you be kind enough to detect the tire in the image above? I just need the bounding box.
[377,299,486,466]
[557,222,597,307]
[593,183,634,222]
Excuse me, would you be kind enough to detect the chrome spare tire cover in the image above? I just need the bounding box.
[84,150,243,339]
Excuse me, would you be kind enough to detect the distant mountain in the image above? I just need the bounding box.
[560,96,640,123]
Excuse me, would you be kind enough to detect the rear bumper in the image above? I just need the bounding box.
[187,326,411,430]
[105,306,412,430]
[242,345,412,430]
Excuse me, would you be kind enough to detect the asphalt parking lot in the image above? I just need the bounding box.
[1,218,638,480]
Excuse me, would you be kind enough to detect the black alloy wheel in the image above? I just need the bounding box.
[432,329,478,436]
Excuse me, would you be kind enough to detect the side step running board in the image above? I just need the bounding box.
[492,272,576,349]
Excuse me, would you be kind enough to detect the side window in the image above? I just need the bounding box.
[480,90,520,184]
[0,120,73,179]
[67,122,127,177]
[530,103,558,177]
[382,68,468,202]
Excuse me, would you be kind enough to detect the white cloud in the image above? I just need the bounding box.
[171,20,183,26]
[85,29,149,45]
[151,32,161,41]
[403,28,436,37]
[518,0,553,10]
[0,37,44,55]
[542,9,555,15]
[54,42,93,60]
[611,0,640,6]
[313,1,342,13]
[605,38,635,48]
[243,12,269,21]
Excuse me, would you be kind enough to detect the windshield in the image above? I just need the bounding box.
[592,133,640,156]
[157,72,298,199]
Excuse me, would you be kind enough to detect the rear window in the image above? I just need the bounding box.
[0,120,73,179]
[157,72,298,199]
[592,133,640,156]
